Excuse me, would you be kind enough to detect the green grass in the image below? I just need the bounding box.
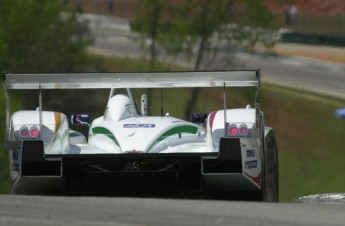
[1,55,345,201]
[0,89,23,193]
[93,54,186,72]
[0,89,10,193]
[261,84,345,201]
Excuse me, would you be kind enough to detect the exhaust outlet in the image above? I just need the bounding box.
[81,161,90,171]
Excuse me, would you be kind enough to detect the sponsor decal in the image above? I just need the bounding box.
[246,149,255,158]
[245,160,257,169]
[123,124,156,128]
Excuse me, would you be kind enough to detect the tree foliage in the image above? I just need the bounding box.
[131,0,176,70]
[132,0,277,119]
[131,0,173,114]
[0,0,94,73]
[0,0,107,123]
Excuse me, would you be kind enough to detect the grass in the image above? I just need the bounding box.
[1,55,345,201]
[262,83,345,201]
[0,89,23,193]
[0,90,10,193]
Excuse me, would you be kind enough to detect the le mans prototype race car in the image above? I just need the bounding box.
[3,70,278,201]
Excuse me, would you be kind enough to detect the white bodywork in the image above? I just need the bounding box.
[3,71,278,200]
[205,109,262,189]
[87,94,206,154]
[9,111,69,180]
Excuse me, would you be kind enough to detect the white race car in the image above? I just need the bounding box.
[3,70,279,201]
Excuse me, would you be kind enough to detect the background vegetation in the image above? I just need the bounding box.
[131,0,278,119]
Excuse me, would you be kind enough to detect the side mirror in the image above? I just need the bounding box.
[71,114,90,126]
[192,113,208,124]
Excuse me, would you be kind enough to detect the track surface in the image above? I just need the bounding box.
[1,195,345,226]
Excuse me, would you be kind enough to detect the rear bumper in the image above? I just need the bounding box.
[13,139,261,195]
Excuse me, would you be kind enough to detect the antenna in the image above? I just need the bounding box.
[39,86,43,140]
[141,94,148,116]
[223,83,227,137]
[4,83,10,142]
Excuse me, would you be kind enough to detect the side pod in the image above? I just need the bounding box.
[21,140,61,176]
[202,138,260,192]
[202,138,242,174]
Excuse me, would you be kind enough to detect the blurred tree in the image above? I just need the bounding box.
[0,0,94,73]
[132,0,277,119]
[0,0,105,116]
[0,0,103,192]
[131,0,170,114]
[131,0,170,71]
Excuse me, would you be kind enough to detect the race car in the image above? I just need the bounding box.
[3,70,279,201]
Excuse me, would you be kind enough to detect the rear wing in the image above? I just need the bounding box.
[3,70,260,89]
[3,70,261,143]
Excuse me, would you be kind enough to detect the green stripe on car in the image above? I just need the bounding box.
[148,125,198,152]
[69,131,82,138]
[92,127,120,147]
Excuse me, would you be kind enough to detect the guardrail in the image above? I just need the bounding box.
[280,32,345,47]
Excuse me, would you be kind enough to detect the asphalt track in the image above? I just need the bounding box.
[1,195,345,226]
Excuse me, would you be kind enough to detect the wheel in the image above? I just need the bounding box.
[250,129,279,202]
[263,130,279,202]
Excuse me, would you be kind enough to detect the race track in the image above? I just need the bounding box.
[1,195,345,226]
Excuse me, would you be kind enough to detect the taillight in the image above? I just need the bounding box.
[229,126,238,135]
[228,124,249,137]
[20,128,30,138]
[30,128,40,138]
[19,126,40,139]
[239,125,248,135]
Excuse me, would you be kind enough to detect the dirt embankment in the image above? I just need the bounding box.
[273,43,345,65]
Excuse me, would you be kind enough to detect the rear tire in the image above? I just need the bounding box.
[251,130,279,202]
[262,131,279,202]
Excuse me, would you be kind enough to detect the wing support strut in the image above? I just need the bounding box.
[3,81,10,143]
[223,82,227,137]
[38,86,43,140]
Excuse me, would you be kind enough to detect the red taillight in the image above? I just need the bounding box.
[240,127,248,135]
[30,129,40,138]
[229,127,238,135]
[229,124,249,137]
[21,129,30,138]
[19,126,40,139]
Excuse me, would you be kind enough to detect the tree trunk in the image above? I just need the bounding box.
[147,2,160,115]
[183,36,207,120]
